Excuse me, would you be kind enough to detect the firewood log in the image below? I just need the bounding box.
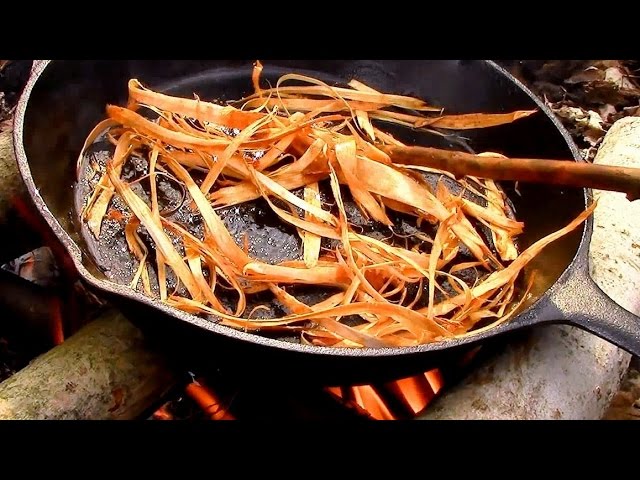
[0,308,178,420]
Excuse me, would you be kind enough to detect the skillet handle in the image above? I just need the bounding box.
[544,257,640,357]
[543,117,640,358]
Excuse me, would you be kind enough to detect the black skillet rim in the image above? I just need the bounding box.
[12,60,591,358]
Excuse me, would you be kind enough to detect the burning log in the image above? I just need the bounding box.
[0,309,178,419]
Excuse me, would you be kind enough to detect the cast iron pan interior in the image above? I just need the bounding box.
[17,60,588,383]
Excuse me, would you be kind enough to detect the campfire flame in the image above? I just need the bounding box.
[185,379,235,420]
[325,368,444,420]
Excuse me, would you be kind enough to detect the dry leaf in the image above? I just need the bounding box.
[592,60,625,70]
[583,128,605,146]
[552,105,605,146]
[604,67,638,90]
[623,104,640,117]
[554,106,604,129]
[553,105,587,123]
[598,104,617,123]
[565,66,604,85]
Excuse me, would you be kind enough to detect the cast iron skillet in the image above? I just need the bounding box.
[12,60,640,385]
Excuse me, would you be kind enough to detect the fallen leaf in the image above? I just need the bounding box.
[623,104,640,117]
[553,105,590,124]
[598,104,617,123]
[552,105,605,146]
[532,81,569,103]
[592,60,625,70]
[609,103,640,125]
[565,66,604,85]
[582,110,606,146]
[534,60,591,83]
[583,128,605,146]
[604,67,638,90]
[585,109,605,131]
[584,80,638,106]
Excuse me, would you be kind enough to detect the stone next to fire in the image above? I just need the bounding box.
[420,117,640,420]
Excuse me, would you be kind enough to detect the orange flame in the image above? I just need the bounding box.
[425,369,444,394]
[48,296,65,346]
[152,403,174,420]
[390,375,435,416]
[186,380,235,420]
[351,385,396,420]
[325,368,445,420]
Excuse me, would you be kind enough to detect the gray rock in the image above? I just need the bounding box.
[418,117,640,420]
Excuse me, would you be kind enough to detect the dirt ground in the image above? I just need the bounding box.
[1,60,639,419]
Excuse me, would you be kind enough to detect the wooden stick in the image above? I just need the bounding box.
[0,309,178,420]
[382,145,640,201]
